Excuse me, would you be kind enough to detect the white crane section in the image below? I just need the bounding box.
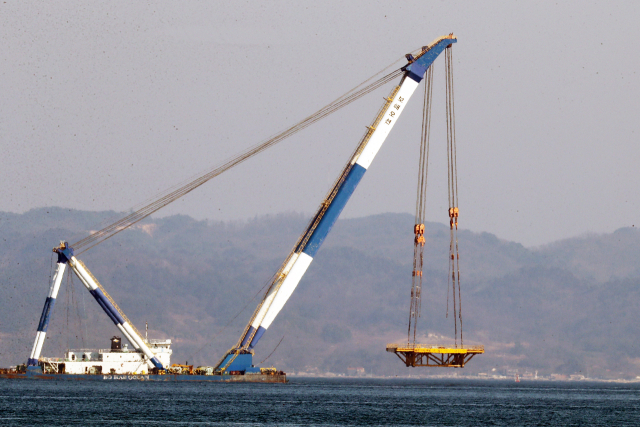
[353,78,420,169]
[27,262,67,366]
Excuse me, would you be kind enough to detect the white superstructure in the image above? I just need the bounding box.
[40,339,172,375]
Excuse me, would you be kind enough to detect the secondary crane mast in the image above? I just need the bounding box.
[27,242,164,371]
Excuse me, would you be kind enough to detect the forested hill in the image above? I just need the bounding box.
[1,207,639,379]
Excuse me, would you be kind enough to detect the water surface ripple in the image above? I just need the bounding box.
[0,378,638,426]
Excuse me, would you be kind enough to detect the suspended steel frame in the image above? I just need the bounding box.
[386,344,484,368]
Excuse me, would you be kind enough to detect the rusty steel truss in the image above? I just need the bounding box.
[386,344,484,368]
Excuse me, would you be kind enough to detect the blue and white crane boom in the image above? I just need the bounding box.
[27,242,164,370]
[27,257,67,367]
[220,35,457,369]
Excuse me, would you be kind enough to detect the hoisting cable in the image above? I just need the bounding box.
[258,335,285,365]
[445,45,463,347]
[407,64,434,345]
[71,65,407,255]
[186,273,275,363]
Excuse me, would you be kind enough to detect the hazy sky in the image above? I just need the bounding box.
[1,1,638,246]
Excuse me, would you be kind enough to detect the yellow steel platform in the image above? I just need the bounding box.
[386,343,484,368]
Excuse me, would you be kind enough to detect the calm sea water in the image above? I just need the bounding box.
[0,378,639,426]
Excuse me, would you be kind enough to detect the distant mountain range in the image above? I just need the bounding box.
[1,207,639,379]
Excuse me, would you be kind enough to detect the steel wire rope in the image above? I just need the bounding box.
[444,46,462,347]
[446,46,456,345]
[74,70,400,251]
[408,87,426,343]
[408,108,423,342]
[75,56,406,242]
[417,66,433,342]
[71,68,404,255]
[73,70,402,254]
[445,58,452,323]
[448,47,463,347]
[258,335,284,365]
[408,65,433,345]
[444,49,451,323]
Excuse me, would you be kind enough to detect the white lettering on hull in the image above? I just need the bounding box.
[103,375,150,380]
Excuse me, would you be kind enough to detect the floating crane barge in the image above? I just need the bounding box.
[1,34,467,382]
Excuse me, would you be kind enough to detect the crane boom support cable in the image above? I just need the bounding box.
[71,67,404,255]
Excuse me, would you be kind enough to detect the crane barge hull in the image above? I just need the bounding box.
[2,338,286,383]
[0,369,286,383]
